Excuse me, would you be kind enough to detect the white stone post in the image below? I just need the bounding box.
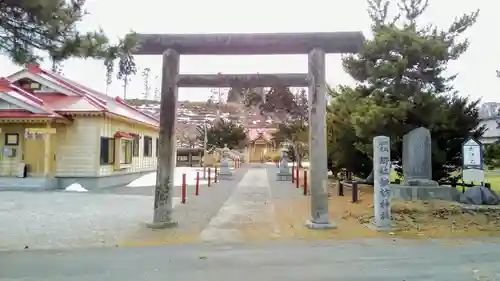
[371,136,393,231]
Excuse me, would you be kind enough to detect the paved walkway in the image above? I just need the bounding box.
[2,239,500,281]
[200,168,279,242]
[199,164,304,243]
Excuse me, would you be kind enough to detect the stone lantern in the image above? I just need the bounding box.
[276,142,292,181]
[218,144,233,179]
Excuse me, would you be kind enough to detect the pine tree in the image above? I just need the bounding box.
[327,0,484,181]
[196,119,247,150]
[0,0,120,65]
[116,34,138,100]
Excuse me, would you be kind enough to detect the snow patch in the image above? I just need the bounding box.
[65,183,88,192]
[127,172,156,187]
[127,167,213,187]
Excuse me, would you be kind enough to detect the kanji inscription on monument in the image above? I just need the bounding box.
[372,136,393,231]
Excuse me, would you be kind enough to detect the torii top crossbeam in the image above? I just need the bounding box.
[132,32,365,55]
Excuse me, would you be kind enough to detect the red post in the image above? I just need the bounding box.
[203,167,206,179]
[303,170,308,196]
[296,167,300,189]
[214,167,218,183]
[181,173,187,204]
[195,172,200,196]
[292,165,295,183]
[208,167,211,187]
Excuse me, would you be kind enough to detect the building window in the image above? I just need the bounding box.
[100,137,115,165]
[143,136,153,157]
[177,155,188,161]
[120,139,133,164]
[132,134,140,157]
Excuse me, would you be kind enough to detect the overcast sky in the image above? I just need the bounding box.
[0,0,497,102]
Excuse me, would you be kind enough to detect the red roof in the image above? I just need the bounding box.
[247,128,275,142]
[114,131,135,139]
[0,110,58,118]
[2,65,159,127]
[0,78,65,119]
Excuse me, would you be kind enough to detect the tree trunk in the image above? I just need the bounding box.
[123,77,129,99]
[292,142,302,168]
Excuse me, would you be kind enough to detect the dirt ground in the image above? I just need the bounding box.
[120,181,500,246]
[270,181,500,241]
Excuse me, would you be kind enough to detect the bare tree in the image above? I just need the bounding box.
[141,68,151,100]
[210,88,226,119]
[153,75,160,101]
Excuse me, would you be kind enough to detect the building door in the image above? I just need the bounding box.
[23,138,44,176]
[49,133,57,175]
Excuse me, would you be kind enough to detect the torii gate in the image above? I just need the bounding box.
[131,32,364,229]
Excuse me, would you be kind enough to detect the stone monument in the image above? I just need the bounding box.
[276,146,292,181]
[391,127,460,201]
[218,144,233,179]
[369,136,394,231]
[402,127,438,186]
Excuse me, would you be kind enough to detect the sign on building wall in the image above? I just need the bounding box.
[25,128,56,134]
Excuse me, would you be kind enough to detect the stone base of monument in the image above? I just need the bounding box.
[391,184,461,201]
[146,220,178,229]
[305,220,337,229]
[276,171,292,181]
[404,179,439,186]
[365,221,397,232]
[217,171,233,180]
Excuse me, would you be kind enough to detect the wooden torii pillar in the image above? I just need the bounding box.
[132,32,364,229]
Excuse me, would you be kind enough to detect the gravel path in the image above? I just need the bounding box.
[0,167,248,251]
[0,191,165,250]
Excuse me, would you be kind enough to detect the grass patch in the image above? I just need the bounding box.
[390,171,500,192]
[484,172,500,191]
